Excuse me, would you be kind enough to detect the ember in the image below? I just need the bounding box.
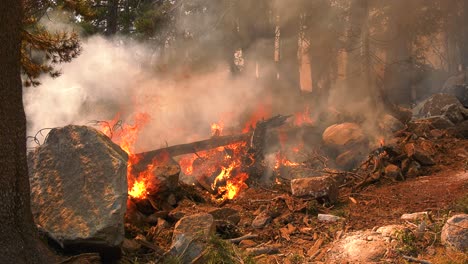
[179,141,250,200]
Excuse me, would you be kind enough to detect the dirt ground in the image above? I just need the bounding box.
[122,135,468,264]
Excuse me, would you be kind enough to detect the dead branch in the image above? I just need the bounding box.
[228,233,259,244]
[402,255,432,264]
[27,127,55,146]
[135,236,165,255]
[246,247,280,256]
[59,253,101,264]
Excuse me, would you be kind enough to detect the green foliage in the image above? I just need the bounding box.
[162,235,255,264]
[305,200,320,215]
[201,235,255,264]
[395,229,418,256]
[451,195,468,214]
[21,0,89,86]
[288,253,305,264]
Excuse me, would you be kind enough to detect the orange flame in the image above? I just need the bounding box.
[294,106,313,126]
[274,152,300,170]
[379,137,385,147]
[242,104,271,133]
[211,122,223,136]
[101,113,154,200]
[179,140,249,200]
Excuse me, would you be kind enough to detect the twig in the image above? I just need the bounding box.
[402,255,432,264]
[246,247,279,256]
[135,237,165,255]
[59,253,100,264]
[228,233,259,244]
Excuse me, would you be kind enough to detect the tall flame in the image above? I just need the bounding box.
[101,113,153,199]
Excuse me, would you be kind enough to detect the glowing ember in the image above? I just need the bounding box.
[179,139,249,200]
[211,122,223,136]
[128,180,148,199]
[274,152,301,170]
[292,144,303,153]
[242,104,271,133]
[379,137,385,147]
[294,106,313,126]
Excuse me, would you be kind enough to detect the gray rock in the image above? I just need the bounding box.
[413,93,468,124]
[326,228,396,263]
[28,125,128,249]
[291,176,339,204]
[209,208,241,225]
[416,116,455,129]
[441,214,468,252]
[122,238,141,253]
[442,72,468,106]
[385,164,402,179]
[335,149,366,171]
[379,114,405,133]
[252,212,272,229]
[168,213,215,263]
[405,143,435,166]
[400,212,428,221]
[322,123,367,152]
[147,157,180,196]
[318,214,343,222]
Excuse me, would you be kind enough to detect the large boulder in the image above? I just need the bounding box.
[28,125,128,249]
[326,225,403,263]
[441,214,468,252]
[442,71,468,106]
[322,123,367,152]
[413,93,468,123]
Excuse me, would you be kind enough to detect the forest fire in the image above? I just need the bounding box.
[294,106,314,126]
[100,105,313,202]
[100,113,153,200]
[179,133,250,200]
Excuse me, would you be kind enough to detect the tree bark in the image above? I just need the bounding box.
[106,0,119,35]
[0,2,55,263]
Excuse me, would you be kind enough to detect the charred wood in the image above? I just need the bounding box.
[132,115,292,174]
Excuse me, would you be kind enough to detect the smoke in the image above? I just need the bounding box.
[24,35,268,152]
[26,0,444,152]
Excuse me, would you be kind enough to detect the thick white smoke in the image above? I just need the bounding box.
[24,36,265,152]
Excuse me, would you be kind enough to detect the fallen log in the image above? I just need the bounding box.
[132,115,292,173]
[132,133,251,173]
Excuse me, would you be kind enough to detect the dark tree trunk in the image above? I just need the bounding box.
[0,1,55,263]
[106,0,119,35]
[461,0,468,69]
[277,12,300,95]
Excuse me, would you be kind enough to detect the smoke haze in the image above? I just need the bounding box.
[24,36,268,152]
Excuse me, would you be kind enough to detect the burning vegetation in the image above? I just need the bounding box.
[20,0,468,263]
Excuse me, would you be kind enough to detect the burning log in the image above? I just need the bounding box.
[132,115,292,175]
[248,115,292,180]
[131,133,251,173]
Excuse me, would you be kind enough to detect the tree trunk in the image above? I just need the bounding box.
[461,0,468,69]
[106,0,119,35]
[0,2,55,263]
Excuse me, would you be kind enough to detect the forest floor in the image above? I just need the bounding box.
[120,134,468,264]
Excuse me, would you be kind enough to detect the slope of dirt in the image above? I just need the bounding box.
[347,170,468,231]
[122,136,468,264]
